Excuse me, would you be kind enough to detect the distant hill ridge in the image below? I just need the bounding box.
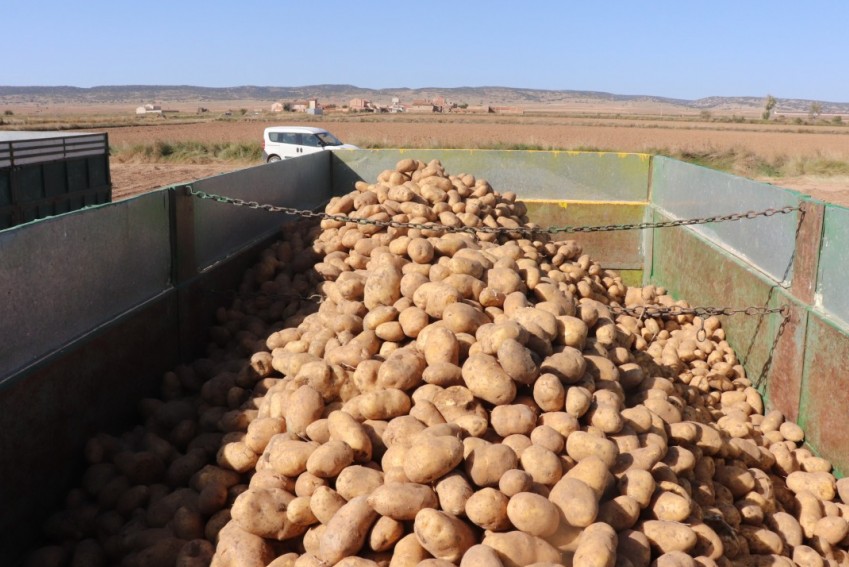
[1,84,847,114]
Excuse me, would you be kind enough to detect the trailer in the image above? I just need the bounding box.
[1,149,846,564]
[0,131,111,230]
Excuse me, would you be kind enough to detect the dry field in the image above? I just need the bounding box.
[5,101,847,203]
[96,113,849,206]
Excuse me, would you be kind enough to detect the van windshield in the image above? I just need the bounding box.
[316,132,343,146]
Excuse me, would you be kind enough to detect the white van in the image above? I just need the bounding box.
[262,126,358,162]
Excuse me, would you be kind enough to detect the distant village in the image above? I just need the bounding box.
[133,97,523,116]
[269,96,523,115]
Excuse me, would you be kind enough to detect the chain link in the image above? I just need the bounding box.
[609,304,791,319]
[185,186,800,237]
[186,186,795,321]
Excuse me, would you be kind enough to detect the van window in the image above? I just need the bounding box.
[269,132,299,144]
[299,134,321,147]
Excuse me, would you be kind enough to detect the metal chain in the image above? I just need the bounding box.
[609,304,790,318]
[185,186,800,236]
[186,186,794,323]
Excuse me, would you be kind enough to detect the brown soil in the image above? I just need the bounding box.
[109,163,244,201]
[100,118,849,205]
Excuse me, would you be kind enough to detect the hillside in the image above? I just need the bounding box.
[1,85,848,115]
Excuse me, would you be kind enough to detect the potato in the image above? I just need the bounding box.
[442,302,491,335]
[230,487,304,541]
[364,262,403,310]
[335,465,384,501]
[481,531,562,567]
[459,544,505,567]
[689,522,724,560]
[598,495,641,530]
[519,445,563,486]
[414,282,462,318]
[738,525,783,555]
[368,483,438,520]
[530,425,565,453]
[318,496,378,564]
[499,469,534,497]
[388,533,430,567]
[435,471,475,516]
[328,411,373,463]
[491,404,537,436]
[344,389,412,421]
[367,515,405,552]
[565,455,612,499]
[565,431,619,468]
[506,492,560,537]
[286,385,324,436]
[211,523,275,567]
[265,438,318,477]
[641,520,698,554]
[244,417,286,454]
[399,306,430,338]
[377,347,426,390]
[497,339,539,385]
[617,529,651,567]
[573,522,617,567]
[287,496,319,527]
[540,348,586,383]
[786,471,836,501]
[654,551,696,567]
[461,354,516,404]
[549,477,598,527]
[404,434,464,483]
[414,508,476,563]
[421,326,460,366]
[651,491,693,523]
[465,487,511,531]
[793,545,826,567]
[309,486,347,525]
[533,374,566,412]
[306,440,354,478]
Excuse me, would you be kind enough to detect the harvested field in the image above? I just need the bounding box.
[102,116,849,160]
[100,114,849,207]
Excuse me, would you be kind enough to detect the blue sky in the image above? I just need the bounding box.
[3,0,848,102]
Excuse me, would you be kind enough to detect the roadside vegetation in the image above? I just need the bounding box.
[111,140,263,164]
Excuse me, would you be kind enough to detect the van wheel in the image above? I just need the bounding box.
[267,155,281,163]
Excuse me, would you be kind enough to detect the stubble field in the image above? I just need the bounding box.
[83,113,849,206]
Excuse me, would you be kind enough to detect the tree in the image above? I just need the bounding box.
[762,94,777,120]
[809,102,823,119]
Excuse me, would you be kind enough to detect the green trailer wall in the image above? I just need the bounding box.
[3,149,849,563]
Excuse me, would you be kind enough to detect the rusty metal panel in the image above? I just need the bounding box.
[0,191,172,382]
[191,152,331,273]
[651,157,802,284]
[524,200,647,271]
[816,204,849,327]
[798,313,849,472]
[649,212,802,418]
[332,150,651,202]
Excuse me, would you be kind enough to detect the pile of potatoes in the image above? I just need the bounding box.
[28,159,849,567]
